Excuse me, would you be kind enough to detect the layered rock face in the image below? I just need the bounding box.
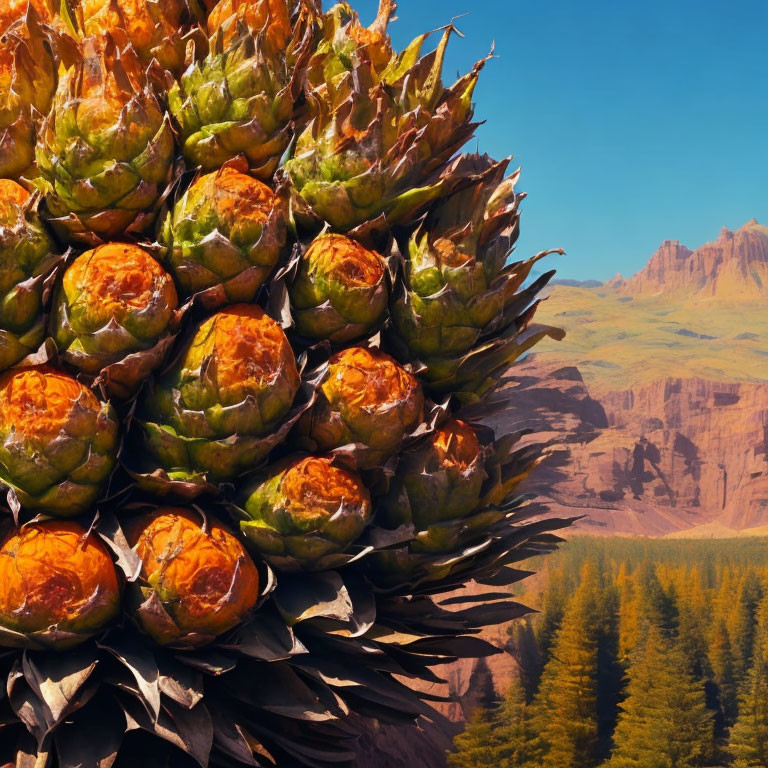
[503,359,768,536]
[601,377,768,530]
[610,219,768,299]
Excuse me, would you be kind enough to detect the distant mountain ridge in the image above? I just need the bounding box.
[608,219,768,299]
[550,278,603,288]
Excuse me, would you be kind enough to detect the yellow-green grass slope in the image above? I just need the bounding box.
[533,284,768,396]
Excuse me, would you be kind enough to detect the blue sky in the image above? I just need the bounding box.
[371,0,768,281]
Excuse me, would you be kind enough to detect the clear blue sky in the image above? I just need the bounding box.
[368,0,768,281]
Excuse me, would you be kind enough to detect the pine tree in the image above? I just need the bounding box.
[535,563,570,671]
[527,563,602,768]
[603,625,714,768]
[449,704,501,768]
[729,657,768,768]
[709,619,738,725]
[448,681,531,768]
[617,564,640,664]
[729,591,768,767]
[636,560,678,635]
[676,566,711,680]
[595,580,622,761]
[511,537,768,767]
[509,618,541,699]
[617,561,678,664]
[729,570,762,684]
[677,595,710,680]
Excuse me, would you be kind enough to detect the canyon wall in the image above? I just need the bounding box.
[501,357,768,535]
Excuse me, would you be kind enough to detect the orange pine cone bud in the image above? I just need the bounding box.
[290,233,388,343]
[305,346,424,468]
[0,367,119,515]
[0,521,121,649]
[207,0,292,50]
[76,0,191,76]
[240,455,372,570]
[159,166,287,302]
[129,507,260,647]
[379,419,487,536]
[52,243,179,393]
[141,305,301,481]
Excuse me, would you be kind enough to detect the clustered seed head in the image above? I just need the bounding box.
[0,1,564,761]
[240,455,372,569]
[306,0,394,91]
[168,21,299,179]
[381,419,487,533]
[0,180,29,223]
[128,507,260,646]
[35,38,175,240]
[160,166,287,302]
[0,368,119,515]
[141,305,300,480]
[285,21,486,230]
[207,0,292,49]
[290,233,388,343]
[0,180,58,370]
[76,0,193,76]
[0,521,121,649]
[303,346,424,468]
[53,243,179,376]
[0,6,58,180]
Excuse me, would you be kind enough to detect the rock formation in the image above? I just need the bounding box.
[501,358,768,536]
[611,219,768,299]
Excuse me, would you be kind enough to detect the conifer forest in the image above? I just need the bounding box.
[450,537,768,768]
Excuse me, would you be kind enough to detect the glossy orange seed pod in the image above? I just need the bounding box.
[129,508,260,646]
[0,521,121,649]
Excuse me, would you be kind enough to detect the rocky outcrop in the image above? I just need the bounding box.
[491,361,608,445]
[609,240,693,293]
[599,377,768,530]
[611,220,768,299]
[498,357,768,536]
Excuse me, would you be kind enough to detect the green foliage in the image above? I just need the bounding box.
[710,620,739,725]
[728,572,762,684]
[508,618,541,698]
[533,563,570,670]
[604,624,714,768]
[728,656,768,767]
[452,536,768,768]
[526,569,602,768]
[676,572,711,680]
[728,595,768,767]
[448,682,531,768]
